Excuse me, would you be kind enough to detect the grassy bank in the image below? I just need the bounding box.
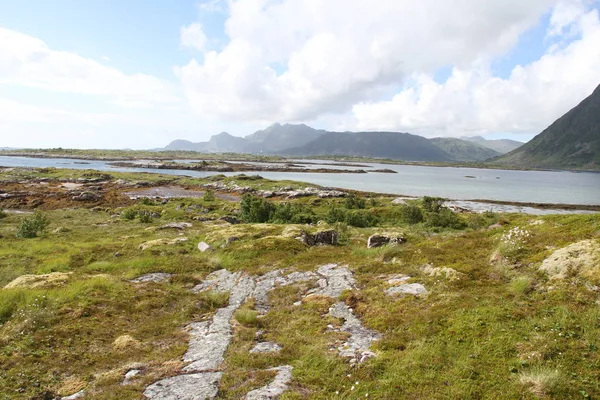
[0,168,599,399]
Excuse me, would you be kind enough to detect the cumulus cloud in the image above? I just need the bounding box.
[348,3,600,137]
[177,0,600,136]
[177,0,556,121]
[181,23,208,51]
[0,27,180,108]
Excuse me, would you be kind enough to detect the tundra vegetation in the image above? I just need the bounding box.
[0,166,599,399]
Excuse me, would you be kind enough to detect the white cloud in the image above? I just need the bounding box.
[177,0,559,123]
[181,23,208,51]
[0,27,180,108]
[347,4,600,137]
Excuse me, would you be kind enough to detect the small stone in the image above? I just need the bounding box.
[198,242,212,252]
[114,252,122,257]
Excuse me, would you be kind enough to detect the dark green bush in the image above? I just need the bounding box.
[240,195,275,223]
[16,211,50,238]
[138,197,154,206]
[398,204,424,224]
[325,205,377,227]
[425,208,465,229]
[203,190,215,202]
[138,211,153,223]
[344,194,366,209]
[121,208,138,220]
[0,210,6,220]
[422,196,445,213]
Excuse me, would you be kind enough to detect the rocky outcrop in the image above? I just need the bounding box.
[539,240,600,280]
[328,302,380,365]
[158,222,193,230]
[367,234,407,248]
[298,230,338,246]
[4,272,72,289]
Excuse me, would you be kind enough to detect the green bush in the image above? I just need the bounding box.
[16,211,50,238]
[271,203,316,224]
[344,194,366,209]
[0,210,7,220]
[422,196,445,213]
[138,197,154,206]
[398,204,424,224]
[203,190,216,202]
[240,195,276,223]
[121,208,138,220]
[424,208,465,229]
[138,211,153,223]
[325,205,377,227]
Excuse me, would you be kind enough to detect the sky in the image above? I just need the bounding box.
[0,0,599,149]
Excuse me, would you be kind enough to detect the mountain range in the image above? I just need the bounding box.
[163,83,599,168]
[491,83,600,170]
[163,124,522,162]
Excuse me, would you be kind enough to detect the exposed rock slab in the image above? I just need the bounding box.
[143,372,223,400]
[298,230,338,246]
[130,273,172,284]
[308,264,356,298]
[329,302,380,364]
[244,366,293,400]
[61,389,85,400]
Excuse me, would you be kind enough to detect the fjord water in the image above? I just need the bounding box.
[1,156,599,205]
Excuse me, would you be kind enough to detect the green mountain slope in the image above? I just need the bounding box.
[491,84,600,170]
[462,136,523,154]
[282,131,454,161]
[430,138,501,161]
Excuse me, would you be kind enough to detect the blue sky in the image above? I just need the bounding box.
[0,0,599,148]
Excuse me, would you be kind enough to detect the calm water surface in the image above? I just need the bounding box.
[1,156,599,205]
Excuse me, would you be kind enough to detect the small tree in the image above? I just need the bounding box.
[17,211,50,238]
[203,190,216,202]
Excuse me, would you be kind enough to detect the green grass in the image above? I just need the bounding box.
[1,169,600,398]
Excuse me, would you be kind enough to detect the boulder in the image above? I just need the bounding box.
[198,242,213,252]
[367,234,407,248]
[4,272,72,289]
[72,191,101,201]
[299,230,338,246]
[220,216,240,224]
[539,240,600,281]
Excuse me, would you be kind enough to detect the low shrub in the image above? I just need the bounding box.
[203,190,216,202]
[344,193,366,209]
[16,211,50,238]
[398,204,424,224]
[240,195,275,223]
[422,196,445,213]
[424,208,465,229]
[121,208,138,220]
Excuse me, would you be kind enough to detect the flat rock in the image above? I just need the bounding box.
[143,372,223,400]
[122,369,143,385]
[244,366,293,400]
[386,283,428,296]
[198,242,213,252]
[250,342,283,353]
[4,272,72,289]
[158,222,193,230]
[139,237,188,250]
[130,273,172,284]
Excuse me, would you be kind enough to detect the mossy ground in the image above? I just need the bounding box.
[1,168,599,399]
